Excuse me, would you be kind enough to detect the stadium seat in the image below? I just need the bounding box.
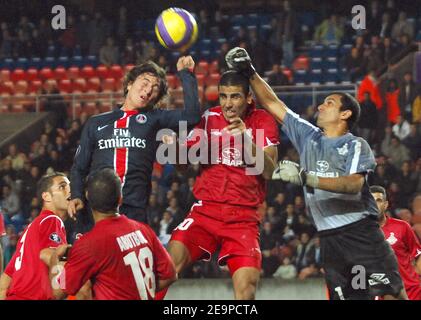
[196,74,205,88]
[28,80,43,94]
[208,60,219,74]
[47,45,56,57]
[85,102,98,115]
[0,69,10,82]
[309,45,325,58]
[195,61,209,75]
[85,55,98,68]
[81,66,96,79]
[326,57,338,69]
[205,73,221,86]
[58,79,73,93]
[28,57,42,69]
[165,74,178,89]
[282,68,293,83]
[39,68,54,80]
[3,58,15,70]
[310,57,323,70]
[67,66,80,80]
[293,56,309,71]
[339,44,353,56]
[87,77,101,92]
[293,70,309,84]
[102,78,116,92]
[96,65,111,79]
[169,87,184,108]
[54,67,67,80]
[43,56,57,68]
[0,81,14,95]
[309,69,322,84]
[16,57,28,70]
[43,79,58,91]
[325,69,339,84]
[204,85,219,102]
[11,104,25,113]
[71,56,84,68]
[26,68,38,81]
[73,78,87,93]
[10,69,26,82]
[57,56,70,68]
[110,65,123,80]
[14,80,28,95]
[325,44,338,58]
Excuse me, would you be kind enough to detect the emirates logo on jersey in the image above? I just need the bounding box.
[386,232,397,245]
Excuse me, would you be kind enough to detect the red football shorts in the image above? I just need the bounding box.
[0,214,5,237]
[170,201,262,276]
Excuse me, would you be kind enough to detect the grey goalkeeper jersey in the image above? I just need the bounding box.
[282,109,379,231]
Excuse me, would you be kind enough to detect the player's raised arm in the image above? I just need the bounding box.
[158,56,201,129]
[225,47,289,124]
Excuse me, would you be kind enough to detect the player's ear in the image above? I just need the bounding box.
[246,92,253,104]
[340,109,352,121]
[42,191,52,203]
[384,200,389,210]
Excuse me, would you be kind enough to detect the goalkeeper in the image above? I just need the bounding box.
[225,47,407,300]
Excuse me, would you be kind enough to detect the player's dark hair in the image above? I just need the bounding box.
[330,92,361,130]
[369,185,387,200]
[86,168,121,214]
[37,172,67,204]
[219,70,250,95]
[123,61,168,103]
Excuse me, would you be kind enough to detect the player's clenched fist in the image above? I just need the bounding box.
[223,117,247,136]
[176,55,195,72]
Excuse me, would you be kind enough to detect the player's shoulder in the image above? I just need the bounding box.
[203,106,223,117]
[389,217,411,229]
[251,108,277,123]
[38,211,65,229]
[89,109,121,124]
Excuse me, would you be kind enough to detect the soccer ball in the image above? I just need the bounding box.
[155,7,198,52]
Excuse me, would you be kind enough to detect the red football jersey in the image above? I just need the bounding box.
[0,213,6,236]
[382,217,421,294]
[186,104,279,212]
[4,210,67,300]
[61,215,175,300]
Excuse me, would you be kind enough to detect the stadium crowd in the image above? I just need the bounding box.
[1,0,421,280]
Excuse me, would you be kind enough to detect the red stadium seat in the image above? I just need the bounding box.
[0,81,14,95]
[96,65,111,79]
[26,68,38,82]
[102,78,116,92]
[43,79,58,91]
[54,67,67,80]
[166,74,178,89]
[282,68,293,83]
[11,104,24,113]
[81,66,96,79]
[205,73,221,87]
[195,61,209,75]
[198,86,204,104]
[87,77,101,92]
[73,78,87,92]
[196,74,206,89]
[28,80,43,94]
[208,60,219,74]
[58,79,73,93]
[115,78,123,92]
[293,55,310,71]
[14,80,28,95]
[125,64,135,73]
[39,68,54,81]
[204,85,219,102]
[0,69,10,82]
[67,66,80,80]
[110,65,124,80]
[10,69,26,82]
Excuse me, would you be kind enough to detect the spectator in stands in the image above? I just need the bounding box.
[116,6,128,45]
[212,9,230,39]
[381,131,411,170]
[379,13,393,39]
[358,92,378,144]
[265,206,283,234]
[277,0,296,68]
[367,0,382,37]
[399,72,418,122]
[99,36,119,66]
[217,42,230,74]
[267,64,289,86]
[345,47,365,82]
[59,15,77,57]
[0,28,13,59]
[18,165,39,218]
[402,124,421,160]
[260,221,281,277]
[297,236,322,280]
[385,79,401,124]
[273,192,287,216]
[0,159,16,189]
[76,14,91,56]
[267,17,283,67]
[353,35,366,58]
[412,88,421,124]
[273,256,297,279]
[358,70,383,110]
[391,11,414,41]
[146,194,161,235]
[89,12,110,56]
[121,38,138,65]
[392,115,410,141]
[382,37,397,64]
[158,210,173,246]
[385,0,398,24]
[1,185,21,222]
[397,161,418,207]
[5,144,26,172]
[17,16,34,43]
[198,9,211,38]
[293,232,313,273]
[313,14,344,45]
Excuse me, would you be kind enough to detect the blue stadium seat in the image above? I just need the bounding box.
[198,38,212,52]
[57,56,69,68]
[73,45,82,57]
[325,69,339,84]
[325,44,338,58]
[2,58,14,70]
[309,45,325,58]
[231,14,245,26]
[259,24,272,39]
[326,57,338,69]
[309,69,322,84]
[293,70,309,84]
[28,57,42,69]
[47,45,56,57]
[16,57,28,69]
[340,44,353,56]
[43,56,57,68]
[310,57,323,70]
[85,55,98,68]
[71,55,83,68]
[246,13,260,27]
[199,50,211,61]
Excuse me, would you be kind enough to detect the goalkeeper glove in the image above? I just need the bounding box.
[225,47,256,79]
[272,160,319,188]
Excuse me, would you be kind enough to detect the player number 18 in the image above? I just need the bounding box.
[123,247,156,300]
